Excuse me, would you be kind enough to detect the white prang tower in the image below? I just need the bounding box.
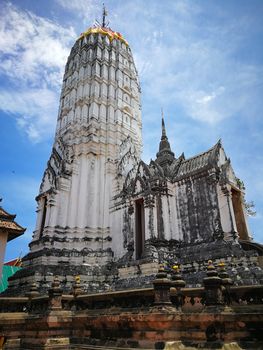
[13,12,142,292]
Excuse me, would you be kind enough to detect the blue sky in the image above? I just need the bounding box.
[0,0,262,261]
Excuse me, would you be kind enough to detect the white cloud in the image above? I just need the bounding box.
[196,87,225,105]
[124,2,263,126]
[140,38,262,124]
[55,0,93,12]
[0,2,76,141]
[0,3,76,87]
[0,88,58,142]
[55,0,99,23]
[1,0,262,142]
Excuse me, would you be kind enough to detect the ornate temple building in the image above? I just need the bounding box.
[1,11,263,350]
[6,16,263,295]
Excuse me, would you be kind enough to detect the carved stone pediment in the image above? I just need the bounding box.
[40,137,73,194]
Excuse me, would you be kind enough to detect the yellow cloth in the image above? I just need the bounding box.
[79,27,128,46]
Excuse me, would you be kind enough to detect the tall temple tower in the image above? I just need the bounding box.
[9,16,142,292]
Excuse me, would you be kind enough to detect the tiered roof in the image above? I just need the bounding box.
[122,119,227,196]
[0,206,25,241]
[176,140,222,179]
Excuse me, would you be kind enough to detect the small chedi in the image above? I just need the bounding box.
[4,10,263,297]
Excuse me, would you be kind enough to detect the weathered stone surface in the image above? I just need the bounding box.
[1,283,263,348]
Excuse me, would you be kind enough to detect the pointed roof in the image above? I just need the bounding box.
[159,117,172,152]
[4,258,22,267]
[156,115,175,167]
[175,139,222,179]
[0,205,26,242]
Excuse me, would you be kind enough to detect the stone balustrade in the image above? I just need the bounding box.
[0,268,263,349]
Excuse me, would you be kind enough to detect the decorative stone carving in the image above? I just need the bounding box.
[203,261,224,307]
[117,136,139,177]
[48,276,63,310]
[153,266,172,305]
[122,210,133,249]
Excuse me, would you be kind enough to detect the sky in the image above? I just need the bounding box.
[0,0,263,261]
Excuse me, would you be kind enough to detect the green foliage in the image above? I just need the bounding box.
[244,200,256,217]
[236,177,245,190]
[235,177,256,217]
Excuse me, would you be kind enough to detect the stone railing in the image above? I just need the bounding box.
[0,260,262,314]
[0,264,262,350]
[0,297,28,313]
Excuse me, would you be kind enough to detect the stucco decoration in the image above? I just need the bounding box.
[117,136,139,177]
[39,138,73,194]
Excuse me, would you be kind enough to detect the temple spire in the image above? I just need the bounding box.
[102,3,108,28]
[156,110,175,167]
[159,111,172,152]
[161,109,167,139]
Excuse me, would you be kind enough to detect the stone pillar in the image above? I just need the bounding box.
[48,276,62,311]
[153,266,172,306]
[203,260,224,307]
[170,265,186,309]
[26,281,39,299]
[72,275,84,297]
[144,195,155,241]
[26,281,40,312]
[218,184,238,241]
[218,262,233,306]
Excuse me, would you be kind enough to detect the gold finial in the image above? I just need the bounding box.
[75,275,81,284]
[159,264,165,271]
[207,260,214,270]
[218,261,225,268]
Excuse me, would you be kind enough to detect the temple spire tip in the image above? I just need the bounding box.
[161,108,167,139]
[156,109,175,165]
[102,3,108,28]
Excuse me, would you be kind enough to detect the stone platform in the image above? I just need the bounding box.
[4,238,263,298]
[0,273,263,350]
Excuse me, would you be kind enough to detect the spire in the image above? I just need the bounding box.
[80,4,129,46]
[102,3,108,28]
[156,111,175,167]
[94,4,109,28]
[161,109,167,139]
[158,111,173,154]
